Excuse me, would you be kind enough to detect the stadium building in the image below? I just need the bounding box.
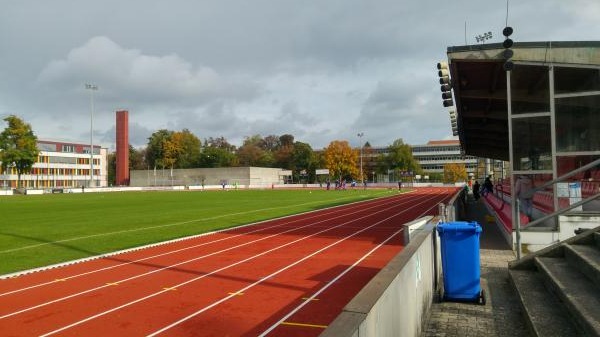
[444,40,600,249]
[360,140,504,182]
[0,139,108,190]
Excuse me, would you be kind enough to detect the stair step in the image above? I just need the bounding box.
[536,256,600,336]
[594,232,600,249]
[508,269,578,336]
[566,243,600,287]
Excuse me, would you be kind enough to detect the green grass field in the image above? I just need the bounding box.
[0,189,391,276]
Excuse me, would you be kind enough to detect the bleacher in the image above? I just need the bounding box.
[487,171,600,232]
[482,192,530,233]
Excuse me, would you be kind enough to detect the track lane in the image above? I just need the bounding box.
[0,187,458,337]
[33,192,429,336]
[0,192,418,318]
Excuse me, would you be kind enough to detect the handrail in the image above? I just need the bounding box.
[514,158,600,259]
[524,157,600,199]
[524,191,600,228]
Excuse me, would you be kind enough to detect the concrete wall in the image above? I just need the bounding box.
[321,217,440,337]
[321,188,466,337]
[130,167,285,187]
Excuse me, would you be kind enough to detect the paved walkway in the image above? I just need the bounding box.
[424,196,532,337]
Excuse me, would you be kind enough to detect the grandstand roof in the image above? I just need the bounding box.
[445,41,600,161]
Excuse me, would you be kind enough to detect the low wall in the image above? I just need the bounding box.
[321,188,463,337]
[321,216,440,337]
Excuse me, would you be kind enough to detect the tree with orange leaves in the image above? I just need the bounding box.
[323,140,359,181]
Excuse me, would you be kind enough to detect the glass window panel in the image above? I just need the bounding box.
[555,94,600,152]
[556,155,600,180]
[510,65,550,114]
[512,117,552,171]
[554,66,600,94]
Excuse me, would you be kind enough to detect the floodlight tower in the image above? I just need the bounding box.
[85,83,98,188]
[357,132,364,184]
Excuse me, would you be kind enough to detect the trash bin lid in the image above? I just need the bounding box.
[437,221,482,234]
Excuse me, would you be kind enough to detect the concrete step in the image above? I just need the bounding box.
[509,269,579,337]
[535,256,600,336]
[565,243,600,287]
[594,232,600,249]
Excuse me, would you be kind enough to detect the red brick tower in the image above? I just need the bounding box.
[115,110,129,186]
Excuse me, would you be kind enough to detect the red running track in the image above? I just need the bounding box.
[0,187,457,337]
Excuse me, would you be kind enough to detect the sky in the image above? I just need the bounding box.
[1,0,599,151]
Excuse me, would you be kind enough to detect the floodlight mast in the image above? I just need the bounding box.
[85,83,98,188]
[357,132,364,184]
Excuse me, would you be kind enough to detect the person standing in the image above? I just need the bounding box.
[483,176,494,196]
[515,175,534,220]
[473,180,481,200]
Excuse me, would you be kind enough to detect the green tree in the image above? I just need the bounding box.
[324,140,359,181]
[129,146,146,170]
[279,134,294,147]
[273,145,294,169]
[381,139,421,180]
[199,146,237,167]
[292,141,315,182]
[170,129,201,168]
[237,135,274,167]
[146,129,174,169]
[261,135,281,151]
[200,137,237,167]
[107,152,116,186]
[0,115,39,188]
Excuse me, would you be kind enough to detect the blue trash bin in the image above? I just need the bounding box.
[437,221,485,304]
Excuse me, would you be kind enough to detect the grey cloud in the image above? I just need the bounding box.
[2,0,600,151]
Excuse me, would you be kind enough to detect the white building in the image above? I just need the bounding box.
[0,140,108,190]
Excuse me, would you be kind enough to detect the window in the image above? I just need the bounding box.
[511,65,550,114]
[555,66,600,94]
[512,117,552,171]
[555,94,600,153]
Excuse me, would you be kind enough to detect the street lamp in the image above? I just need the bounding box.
[85,83,98,188]
[357,132,364,184]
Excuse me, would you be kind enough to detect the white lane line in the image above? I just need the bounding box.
[0,192,390,255]
[145,193,444,337]
[258,192,451,336]
[2,193,418,320]
[39,195,429,337]
[0,193,398,296]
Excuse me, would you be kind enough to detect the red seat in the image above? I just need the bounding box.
[582,181,600,198]
[483,193,504,211]
[482,193,530,233]
[533,191,554,213]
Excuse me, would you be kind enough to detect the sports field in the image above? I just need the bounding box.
[0,187,457,336]
[0,189,392,276]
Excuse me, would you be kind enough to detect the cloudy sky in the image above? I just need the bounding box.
[1,1,599,151]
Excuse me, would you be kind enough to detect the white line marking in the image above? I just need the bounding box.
[2,193,417,320]
[258,192,451,336]
[0,192,390,255]
[39,194,429,336]
[0,193,404,295]
[146,193,445,337]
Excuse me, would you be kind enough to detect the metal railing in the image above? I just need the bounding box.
[515,157,600,259]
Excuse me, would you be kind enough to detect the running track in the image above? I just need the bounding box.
[0,187,457,337]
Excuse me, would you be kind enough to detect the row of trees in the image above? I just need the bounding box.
[108,128,426,185]
[0,115,467,187]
